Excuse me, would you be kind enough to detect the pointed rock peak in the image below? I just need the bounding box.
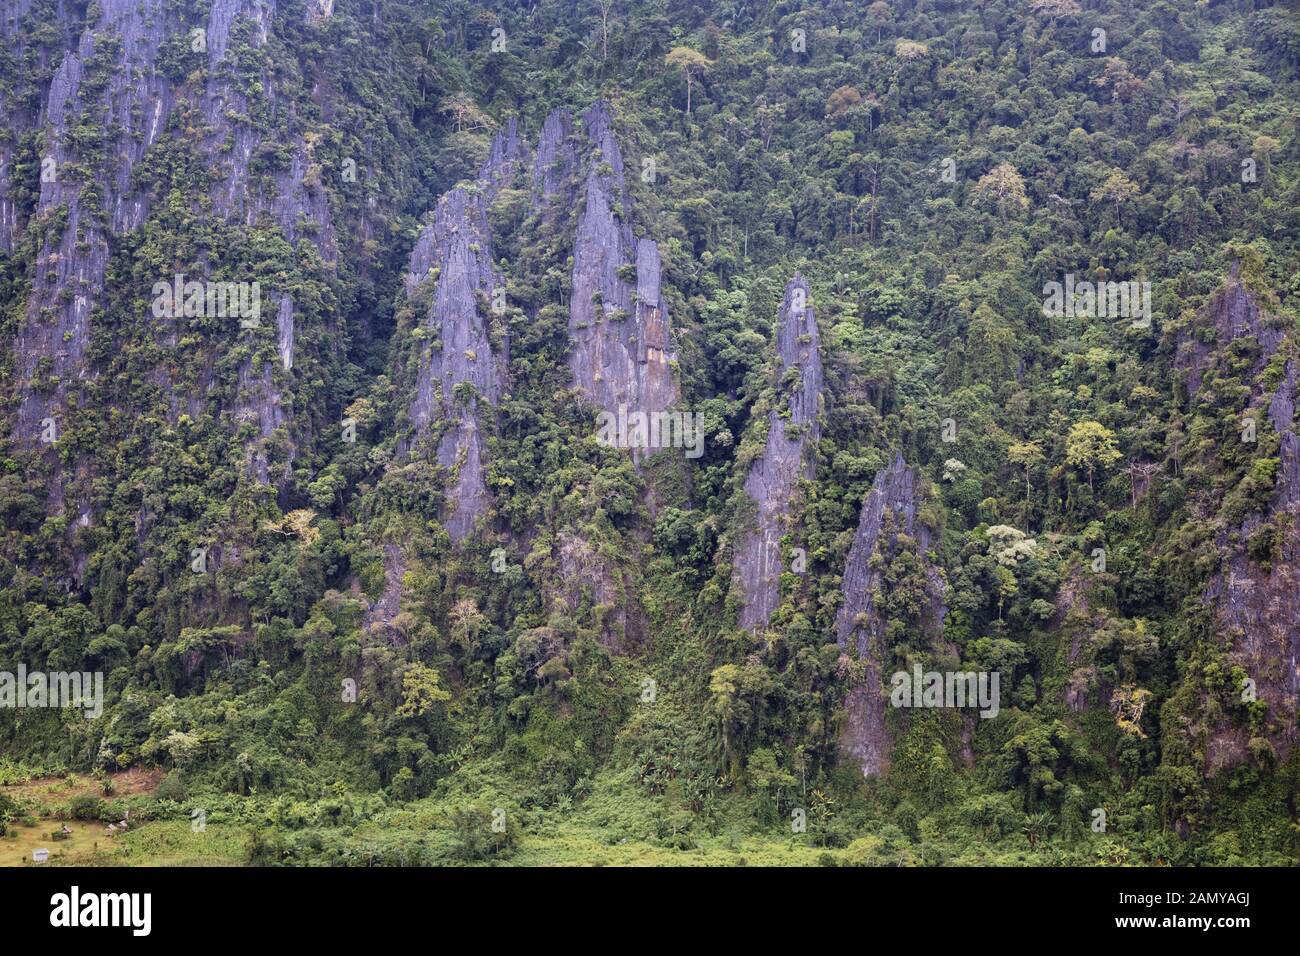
[1180,263,1284,398]
[835,453,935,651]
[581,99,624,180]
[532,107,576,201]
[1211,265,1277,351]
[566,97,677,422]
[400,133,508,542]
[584,98,615,125]
[406,186,490,292]
[877,452,916,508]
[435,184,477,227]
[774,274,822,430]
[733,277,825,632]
[1215,266,1256,330]
[778,275,815,335]
[834,452,945,778]
[479,116,525,191]
[582,99,616,140]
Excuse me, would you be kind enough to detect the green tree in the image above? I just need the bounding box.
[1007,440,1044,519]
[665,46,713,115]
[972,163,1029,219]
[1066,420,1122,493]
[396,663,451,719]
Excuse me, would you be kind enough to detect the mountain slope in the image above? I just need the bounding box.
[1,0,1298,866]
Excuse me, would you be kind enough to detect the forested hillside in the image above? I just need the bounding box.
[1,0,1298,866]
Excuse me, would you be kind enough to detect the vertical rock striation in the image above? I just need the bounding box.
[13,0,174,449]
[101,0,174,233]
[525,101,671,649]
[530,107,577,207]
[197,0,338,484]
[567,101,678,432]
[735,275,822,631]
[7,0,334,494]
[402,119,524,541]
[14,46,90,449]
[0,0,37,252]
[1192,271,1300,768]
[834,453,945,777]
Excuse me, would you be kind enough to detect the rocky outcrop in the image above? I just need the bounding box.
[1188,271,1299,769]
[522,101,673,651]
[1268,360,1300,508]
[566,101,679,434]
[834,453,946,777]
[402,119,524,541]
[362,543,406,642]
[276,296,294,371]
[6,0,332,498]
[101,0,175,233]
[13,0,174,450]
[0,96,17,252]
[552,531,641,652]
[734,276,822,631]
[0,0,37,252]
[13,47,92,450]
[1204,356,1299,769]
[234,353,289,486]
[530,107,577,206]
[203,0,274,219]
[1176,264,1284,399]
[194,0,339,484]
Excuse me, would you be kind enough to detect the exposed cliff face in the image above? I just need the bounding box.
[834,453,945,778]
[101,0,174,233]
[198,0,337,485]
[14,0,171,442]
[734,276,823,632]
[203,0,273,218]
[519,101,676,650]
[7,0,339,502]
[1194,273,1300,769]
[234,351,289,486]
[0,0,40,252]
[14,45,91,451]
[0,92,15,251]
[552,530,642,652]
[530,107,577,207]
[402,119,523,541]
[567,101,678,429]
[361,542,406,642]
[1176,265,1284,400]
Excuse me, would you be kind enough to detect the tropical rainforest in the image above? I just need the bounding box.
[0,0,1298,867]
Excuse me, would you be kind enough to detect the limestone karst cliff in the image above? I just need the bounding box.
[734,275,822,632]
[835,453,946,777]
[6,0,343,499]
[401,120,522,542]
[13,0,174,453]
[1184,269,1300,770]
[1,0,1297,871]
[566,101,678,430]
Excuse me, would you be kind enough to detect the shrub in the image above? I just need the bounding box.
[68,794,105,821]
[154,772,188,803]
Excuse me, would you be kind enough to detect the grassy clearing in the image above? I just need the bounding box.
[0,820,111,867]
